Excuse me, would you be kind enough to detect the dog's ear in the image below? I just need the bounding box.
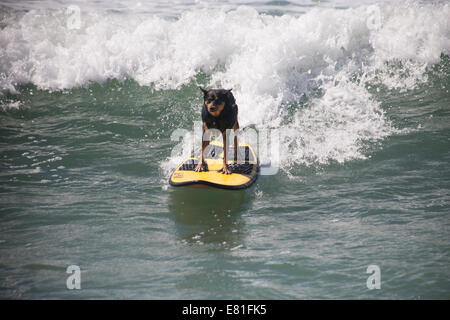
[199,86,208,97]
[225,89,235,105]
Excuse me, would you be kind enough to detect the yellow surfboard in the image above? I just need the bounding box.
[169,140,259,190]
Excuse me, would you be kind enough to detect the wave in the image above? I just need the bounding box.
[1,1,449,171]
[1,2,448,93]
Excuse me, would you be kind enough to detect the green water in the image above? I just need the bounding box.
[1,70,449,299]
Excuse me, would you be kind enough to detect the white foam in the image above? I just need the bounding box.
[2,3,448,93]
[282,80,394,167]
[365,1,450,91]
[0,99,22,110]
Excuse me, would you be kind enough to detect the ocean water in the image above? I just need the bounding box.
[0,0,449,299]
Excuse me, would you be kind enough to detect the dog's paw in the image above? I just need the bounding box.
[219,165,232,175]
[194,162,206,172]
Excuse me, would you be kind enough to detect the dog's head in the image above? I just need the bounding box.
[199,87,232,117]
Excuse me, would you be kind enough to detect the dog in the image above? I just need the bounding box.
[195,87,239,175]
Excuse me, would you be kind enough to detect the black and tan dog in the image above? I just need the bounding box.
[195,87,239,175]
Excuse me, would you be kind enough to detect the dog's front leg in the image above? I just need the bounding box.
[195,124,210,172]
[194,140,209,172]
[220,130,232,175]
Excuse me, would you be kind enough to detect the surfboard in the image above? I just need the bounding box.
[169,140,259,190]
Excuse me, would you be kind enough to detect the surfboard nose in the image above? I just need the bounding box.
[169,141,259,190]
